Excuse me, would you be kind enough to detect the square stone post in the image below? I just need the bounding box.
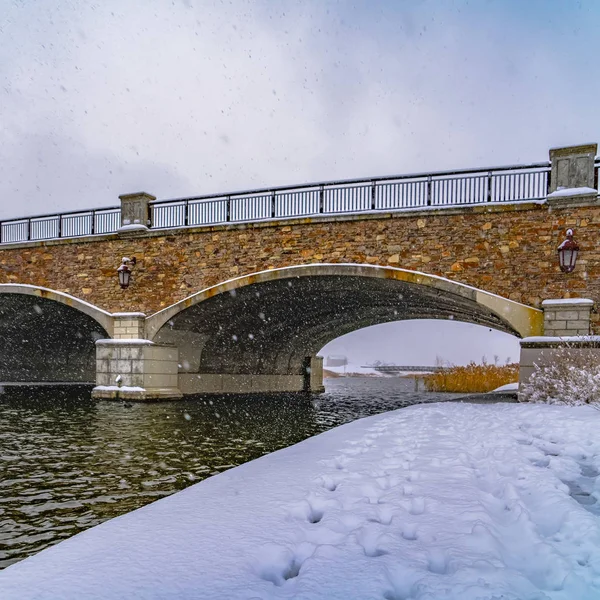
[542,299,593,337]
[112,312,146,339]
[118,192,155,233]
[547,144,598,207]
[309,356,324,392]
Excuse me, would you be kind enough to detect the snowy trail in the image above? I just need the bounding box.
[2,403,600,599]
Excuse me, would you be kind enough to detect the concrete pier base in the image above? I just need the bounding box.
[92,339,183,401]
[519,336,600,389]
[178,356,325,395]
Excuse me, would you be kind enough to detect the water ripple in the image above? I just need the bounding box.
[0,378,459,568]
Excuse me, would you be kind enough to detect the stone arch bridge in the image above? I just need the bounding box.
[0,143,598,399]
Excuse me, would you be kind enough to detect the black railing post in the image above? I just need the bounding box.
[226,196,231,222]
[271,191,276,218]
[90,211,95,235]
[26,219,30,241]
[426,176,432,206]
[184,201,189,227]
[57,215,62,238]
[319,185,324,213]
[371,180,376,210]
[486,171,493,202]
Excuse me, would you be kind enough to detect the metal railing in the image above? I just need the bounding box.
[150,162,551,229]
[0,208,120,244]
[0,161,557,244]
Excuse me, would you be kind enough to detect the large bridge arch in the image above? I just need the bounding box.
[145,265,542,393]
[0,285,112,383]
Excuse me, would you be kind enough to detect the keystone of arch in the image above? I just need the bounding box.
[0,283,114,337]
[145,263,543,341]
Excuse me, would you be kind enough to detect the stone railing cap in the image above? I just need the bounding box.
[95,339,155,346]
[549,143,597,157]
[541,298,593,307]
[119,192,156,201]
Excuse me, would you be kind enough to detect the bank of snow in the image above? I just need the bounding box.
[324,363,387,377]
[2,403,600,600]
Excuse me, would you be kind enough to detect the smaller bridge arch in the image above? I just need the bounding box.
[0,284,114,336]
[0,284,113,384]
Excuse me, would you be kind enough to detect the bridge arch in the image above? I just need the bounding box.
[146,265,542,391]
[0,284,113,335]
[0,284,112,383]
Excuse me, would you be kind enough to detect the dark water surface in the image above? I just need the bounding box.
[0,378,462,569]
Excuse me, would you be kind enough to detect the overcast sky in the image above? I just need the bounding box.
[2,0,597,365]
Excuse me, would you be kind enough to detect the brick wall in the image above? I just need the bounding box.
[1,201,599,328]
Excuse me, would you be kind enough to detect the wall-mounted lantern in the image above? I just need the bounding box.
[117,257,137,289]
[557,229,579,273]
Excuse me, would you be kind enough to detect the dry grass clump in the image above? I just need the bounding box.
[423,362,519,393]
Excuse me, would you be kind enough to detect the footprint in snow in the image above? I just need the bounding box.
[319,473,344,492]
[321,455,350,470]
[401,522,418,541]
[356,525,389,558]
[427,548,451,574]
[408,497,426,515]
[256,542,315,587]
[368,504,394,526]
[288,495,338,525]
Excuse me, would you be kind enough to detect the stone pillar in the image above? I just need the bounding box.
[113,312,146,339]
[542,299,593,337]
[92,339,183,401]
[547,144,598,207]
[309,356,324,392]
[519,298,595,390]
[118,192,155,233]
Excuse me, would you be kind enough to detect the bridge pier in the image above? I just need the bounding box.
[92,310,324,399]
[519,298,597,387]
[92,313,183,401]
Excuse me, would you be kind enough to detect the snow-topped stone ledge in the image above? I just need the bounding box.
[547,187,599,208]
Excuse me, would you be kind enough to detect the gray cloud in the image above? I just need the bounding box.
[2,0,599,220]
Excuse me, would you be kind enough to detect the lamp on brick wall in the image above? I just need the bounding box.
[117,257,137,289]
[558,229,579,273]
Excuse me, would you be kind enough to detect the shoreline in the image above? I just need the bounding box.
[1,401,598,599]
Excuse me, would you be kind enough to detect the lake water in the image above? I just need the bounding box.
[0,378,464,569]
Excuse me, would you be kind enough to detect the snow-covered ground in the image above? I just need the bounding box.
[2,403,600,599]
[324,363,388,377]
[492,382,519,393]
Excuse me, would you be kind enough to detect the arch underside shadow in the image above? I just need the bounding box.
[152,266,541,380]
[0,293,109,383]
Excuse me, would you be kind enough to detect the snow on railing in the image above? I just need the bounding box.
[0,162,555,244]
